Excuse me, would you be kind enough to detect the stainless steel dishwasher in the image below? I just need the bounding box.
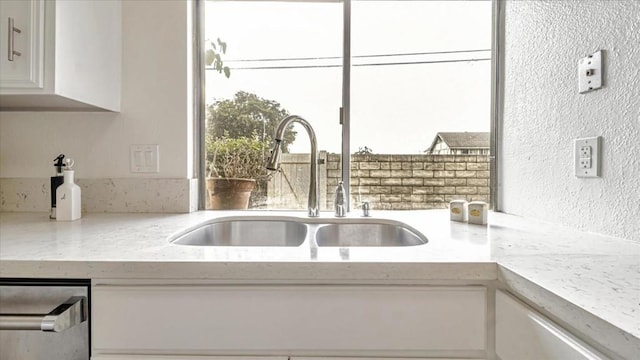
[0,279,90,360]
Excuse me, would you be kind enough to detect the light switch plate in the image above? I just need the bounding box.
[130,144,159,173]
[574,137,601,178]
[578,50,602,94]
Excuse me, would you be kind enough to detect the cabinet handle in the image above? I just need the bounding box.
[0,296,87,333]
[7,17,22,61]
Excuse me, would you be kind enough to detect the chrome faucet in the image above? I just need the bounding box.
[266,115,319,217]
[361,201,371,217]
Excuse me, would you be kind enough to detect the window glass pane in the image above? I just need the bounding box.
[205,1,342,210]
[349,0,492,210]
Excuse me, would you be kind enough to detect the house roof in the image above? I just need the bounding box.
[426,132,490,152]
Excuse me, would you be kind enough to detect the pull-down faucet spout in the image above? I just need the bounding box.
[266,115,319,217]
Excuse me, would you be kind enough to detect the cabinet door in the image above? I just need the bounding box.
[495,290,607,360]
[93,356,287,360]
[0,0,44,89]
[93,285,486,357]
[292,357,480,360]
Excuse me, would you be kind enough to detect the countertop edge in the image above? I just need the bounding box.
[0,260,498,282]
[498,264,640,360]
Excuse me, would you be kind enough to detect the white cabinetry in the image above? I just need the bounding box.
[92,285,487,358]
[0,0,44,90]
[93,357,286,360]
[93,357,466,360]
[292,358,462,360]
[495,290,607,360]
[0,0,121,111]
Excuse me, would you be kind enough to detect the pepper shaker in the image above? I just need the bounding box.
[468,201,488,225]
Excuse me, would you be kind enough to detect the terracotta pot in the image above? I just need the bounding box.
[206,178,256,210]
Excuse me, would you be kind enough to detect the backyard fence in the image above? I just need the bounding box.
[266,153,490,211]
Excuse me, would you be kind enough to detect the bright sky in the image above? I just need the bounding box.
[205,0,492,154]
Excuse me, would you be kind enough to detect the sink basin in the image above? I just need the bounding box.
[314,222,427,247]
[170,216,428,248]
[171,219,307,246]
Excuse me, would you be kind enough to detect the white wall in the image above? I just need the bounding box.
[0,1,192,179]
[501,0,640,240]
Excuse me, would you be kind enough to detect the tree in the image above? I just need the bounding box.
[207,91,297,152]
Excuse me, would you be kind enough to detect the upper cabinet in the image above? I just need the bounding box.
[0,0,121,111]
[0,0,44,90]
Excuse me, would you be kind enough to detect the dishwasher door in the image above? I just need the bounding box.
[0,279,89,360]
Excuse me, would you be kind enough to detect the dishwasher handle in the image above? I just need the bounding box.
[0,296,87,332]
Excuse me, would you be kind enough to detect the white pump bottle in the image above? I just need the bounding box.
[56,159,81,221]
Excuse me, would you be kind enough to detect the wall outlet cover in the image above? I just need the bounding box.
[574,137,601,178]
[578,50,603,94]
[130,144,160,173]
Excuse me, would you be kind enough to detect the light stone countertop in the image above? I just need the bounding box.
[0,210,638,358]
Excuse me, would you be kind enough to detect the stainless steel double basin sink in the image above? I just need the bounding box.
[169,216,428,247]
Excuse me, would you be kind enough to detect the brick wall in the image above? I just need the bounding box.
[325,153,490,210]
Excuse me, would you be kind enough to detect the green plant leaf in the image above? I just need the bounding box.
[217,38,227,54]
[205,49,215,66]
[206,135,271,179]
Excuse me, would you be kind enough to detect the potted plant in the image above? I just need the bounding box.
[206,134,270,210]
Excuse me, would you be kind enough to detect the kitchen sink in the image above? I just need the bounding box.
[170,219,308,246]
[170,216,427,247]
[314,221,427,247]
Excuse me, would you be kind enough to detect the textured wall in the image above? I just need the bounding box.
[501,0,640,240]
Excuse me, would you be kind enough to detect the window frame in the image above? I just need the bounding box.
[194,0,207,211]
[490,0,503,211]
[195,0,501,211]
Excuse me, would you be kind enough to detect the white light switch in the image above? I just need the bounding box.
[578,50,602,94]
[574,137,601,178]
[130,144,159,173]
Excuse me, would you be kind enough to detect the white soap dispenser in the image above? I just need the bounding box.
[56,158,81,221]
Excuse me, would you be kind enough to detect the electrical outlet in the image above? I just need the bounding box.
[574,137,601,178]
[580,146,591,158]
[579,157,591,169]
[130,144,159,173]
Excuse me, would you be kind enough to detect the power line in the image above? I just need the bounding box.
[225,49,491,63]
[206,57,491,71]
[354,58,490,67]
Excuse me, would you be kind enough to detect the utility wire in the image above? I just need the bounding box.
[225,49,491,63]
[355,58,490,67]
[206,57,490,71]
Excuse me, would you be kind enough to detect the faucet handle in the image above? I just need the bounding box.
[361,201,371,217]
[334,181,346,217]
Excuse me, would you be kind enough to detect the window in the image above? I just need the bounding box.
[202,0,493,211]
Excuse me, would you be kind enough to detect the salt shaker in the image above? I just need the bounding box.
[468,201,488,225]
[449,200,467,222]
